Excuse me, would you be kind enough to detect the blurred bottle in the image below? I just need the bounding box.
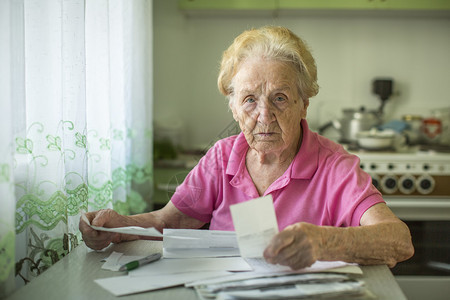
[421,117,442,145]
[402,114,423,145]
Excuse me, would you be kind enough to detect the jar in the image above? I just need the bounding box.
[402,115,423,145]
[431,107,450,146]
[421,117,442,145]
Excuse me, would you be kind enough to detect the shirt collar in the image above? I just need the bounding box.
[225,119,319,180]
[226,132,249,177]
[290,119,319,179]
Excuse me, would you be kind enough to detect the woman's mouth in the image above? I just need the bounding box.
[255,132,277,138]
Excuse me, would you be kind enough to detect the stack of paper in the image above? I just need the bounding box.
[93,196,370,297]
[95,243,252,296]
[163,229,240,258]
[189,272,373,300]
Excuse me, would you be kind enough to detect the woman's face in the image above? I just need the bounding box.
[230,58,309,155]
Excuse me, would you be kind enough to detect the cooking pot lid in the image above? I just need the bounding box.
[343,106,378,114]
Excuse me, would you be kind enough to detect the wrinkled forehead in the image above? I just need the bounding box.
[231,59,298,95]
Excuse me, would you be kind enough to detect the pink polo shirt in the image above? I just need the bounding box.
[171,119,384,231]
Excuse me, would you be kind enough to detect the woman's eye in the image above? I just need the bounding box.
[244,97,255,103]
[274,95,286,102]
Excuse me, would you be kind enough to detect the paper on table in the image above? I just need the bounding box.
[128,257,252,277]
[101,251,150,271]
[163,229,240,258]
[186,261,362,288]
[163,229,238,248]
[209,280,367,300]
[95,271,231,296]
[230,195,278,258]
[90,224,162,237]
[81,211,162,237]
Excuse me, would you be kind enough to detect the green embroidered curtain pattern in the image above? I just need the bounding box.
[0,0,153,296]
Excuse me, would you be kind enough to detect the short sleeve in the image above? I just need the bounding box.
[170,143,224,223]
[325,153,385,227]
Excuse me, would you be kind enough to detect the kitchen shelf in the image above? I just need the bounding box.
[179,0,450,17]
[278,0,450,10]
[153,155,199,209]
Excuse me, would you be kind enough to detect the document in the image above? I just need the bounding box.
[95,271,231,297]
[190,268,368,300]
[230,195,279,258]
[81,212,162,237]
[163,229,240,258]
[93,196,364,297]
[186,261,362,288]
[101,251,150,271]
[211,280,369,300]
[128,257,252,277]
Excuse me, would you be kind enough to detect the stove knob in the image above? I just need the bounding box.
[381,175,398,194]
[416,175,435,195]
[399,175,415,194]
[370,174,380,191]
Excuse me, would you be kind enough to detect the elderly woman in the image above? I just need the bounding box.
[80,26,414,270]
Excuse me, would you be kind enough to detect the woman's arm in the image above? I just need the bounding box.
[79,201,205,250]
[263,203,414,269]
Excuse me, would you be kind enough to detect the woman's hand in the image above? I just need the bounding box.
[263,222,322,270]
[78,202,205,250]
[79,209,138,250]
[264,204,414,269]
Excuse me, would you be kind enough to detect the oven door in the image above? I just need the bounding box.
[385,197,450,300]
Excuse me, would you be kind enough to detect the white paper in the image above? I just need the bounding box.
[163,247,241,259]
[95,271,231,296]
[81,212,162,237]
[163,229,240,258]
[163,229,238,248]
[214,280,366,300]
[128,257,252,277]
[197,273,350,293]
[101,251,150,271]
[244,257,291,272]
[186,261,361,287]
[230,195,278,258]
[89,224,162,237]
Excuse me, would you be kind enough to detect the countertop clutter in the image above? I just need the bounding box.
[6,240,407,300]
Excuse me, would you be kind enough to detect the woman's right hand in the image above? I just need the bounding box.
[79,209,137,250]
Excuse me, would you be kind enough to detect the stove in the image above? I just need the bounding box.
[350,148,450,300]
[350,149,450,220]
[355,150,450,196]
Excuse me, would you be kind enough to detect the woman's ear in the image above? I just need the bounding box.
[301,98,310,119]
[303,98,310,110]
[228,97,238,122]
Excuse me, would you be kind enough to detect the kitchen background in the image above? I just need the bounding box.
[152,3,450,299]
[153,0,449,150]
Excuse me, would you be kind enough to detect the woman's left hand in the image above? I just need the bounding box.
[263,222,323,270]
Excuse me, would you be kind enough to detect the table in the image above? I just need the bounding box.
[7,240,407,300]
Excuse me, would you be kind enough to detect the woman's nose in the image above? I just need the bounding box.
[256,101,275,124]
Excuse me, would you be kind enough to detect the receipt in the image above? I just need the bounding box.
[230,195,279,258]
[81,212,162,237]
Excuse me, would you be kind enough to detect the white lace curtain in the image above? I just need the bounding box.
[0,0,153,296]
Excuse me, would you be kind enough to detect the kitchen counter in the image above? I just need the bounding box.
[6,240,408,300]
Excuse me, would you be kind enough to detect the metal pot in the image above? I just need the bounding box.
[319,107,383,143]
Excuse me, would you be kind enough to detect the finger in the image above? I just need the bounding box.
[84,230,116,250]
[264,231,295,260]
[91,209,115,227]
[84,211,98,224]
[79,215,98,236]
[264,228,316,269]
[273,245,316,270]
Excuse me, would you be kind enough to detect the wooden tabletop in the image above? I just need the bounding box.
[6,240,407,300]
